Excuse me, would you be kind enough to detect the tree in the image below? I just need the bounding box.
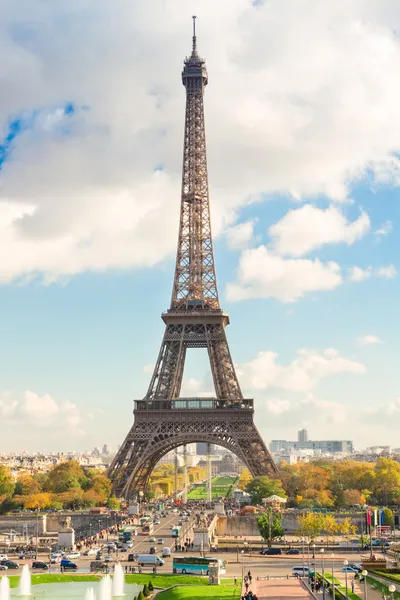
[143,584,150,597]
[137,591,145,600]
[57,487,85,509]
[256,511,284,547]
[14,474,41,496]
[89,475,112,502]
[107,496,121,510]
[0,466,15,502]
[246,476,286,505]
[297,513,325,543]
[323,514,339,545]
[23,492,53,510]
[383,508,394,527]
[44,461,87,494]
[374,458,400,504]
[148,581,154,592]
[343,489,364,506]
[82,489,104,507]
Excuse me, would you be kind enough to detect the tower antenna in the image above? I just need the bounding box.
[192,15,197,55]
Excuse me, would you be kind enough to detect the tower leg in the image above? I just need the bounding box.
[207,443,212,502]
[183,444,188,504]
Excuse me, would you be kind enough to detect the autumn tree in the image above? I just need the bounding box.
[23,492,53,510]
[14,474,41,496]
[297,512,325,543]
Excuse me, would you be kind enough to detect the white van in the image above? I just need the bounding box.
[292,566,310,577]
[162,547,171,558]
[137,555,164,567]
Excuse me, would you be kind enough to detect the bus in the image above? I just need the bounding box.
[172,556,227,575]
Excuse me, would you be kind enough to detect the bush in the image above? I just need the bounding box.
[143,584,150,597]
[138,592,145,600]
[148,581,154,591]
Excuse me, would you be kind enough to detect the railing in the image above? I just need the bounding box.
[134,398,254,411]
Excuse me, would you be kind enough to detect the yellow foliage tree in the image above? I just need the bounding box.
[23,492,53,509]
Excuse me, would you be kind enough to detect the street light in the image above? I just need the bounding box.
[241,550,244,584]
[320,549,325,600]
[361,570,368,600]
[389,584,396,600]
[343,560,349,599]
[330,554,335,599]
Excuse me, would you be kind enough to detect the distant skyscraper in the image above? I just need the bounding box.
[102,444,110,455]
[298,429,308,443]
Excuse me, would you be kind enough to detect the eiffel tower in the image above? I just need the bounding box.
[109,18,278,498]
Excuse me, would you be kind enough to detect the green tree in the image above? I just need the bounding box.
[107,496,121,510]
[0,466,15,501]
[256,511,284,547]
[89,475,112,502]
[246,476,286,505]
[374,458,400,504]
[383,507,394,526]
[148,581,154,591]
[143,584,150,597]
[14,473,41,496]
[138,591,145,600]
[44,461,87,494]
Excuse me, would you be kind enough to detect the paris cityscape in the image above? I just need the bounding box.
[1,2,400,600]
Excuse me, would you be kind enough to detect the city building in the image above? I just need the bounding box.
[270,437,353,454]
[298,429,308,443]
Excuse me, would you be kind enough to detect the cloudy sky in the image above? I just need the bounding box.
[1,0,400,452]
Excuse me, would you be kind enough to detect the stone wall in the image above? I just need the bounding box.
[216,515,260,537]
[0,512,123,538]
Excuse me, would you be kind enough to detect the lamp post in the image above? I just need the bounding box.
[301,537,305,565]
[35,509,39,560]
[307,541,310,573]
[361,570,368,600]
[330,554,335,599]
[89,522,92,539]
[106,515,109,542]
[343,560,349,599]
[389,584,396,600]
[320,549,325,600]
[241,550,244,585]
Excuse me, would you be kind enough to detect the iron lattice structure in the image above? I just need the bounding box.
[109,19,278,498]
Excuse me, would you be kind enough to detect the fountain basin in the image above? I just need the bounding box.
[10,581,142,599]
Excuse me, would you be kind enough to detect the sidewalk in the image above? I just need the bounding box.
[256,579,314,599]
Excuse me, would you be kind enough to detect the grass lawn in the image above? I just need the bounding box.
[188,476,237,500]
[156,582,241,600]
[7,573,219,590]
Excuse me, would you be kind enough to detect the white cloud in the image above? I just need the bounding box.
[265,395,348,425]
[225,220,257,250]
[376,265,397,279]
[237,347,366,393]
[0,390,84,434]
[374,221,392,237]
[226,245,342,302]
[357,334,383,346]
[347,266,372,282]
[268,205,370,257]
[347,265,397,282]
[1,1,400,281]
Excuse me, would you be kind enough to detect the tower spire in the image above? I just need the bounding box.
[192,15,197,56]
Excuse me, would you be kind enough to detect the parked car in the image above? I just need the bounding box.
[349,564,363,572]
[341,566,359,573]
[66,552,80,559]
[286,549,300,555]
[0,565,8,571]
[32,561,49,570]
[260,548,282,555]
[60,559,78,570]
[0,560,19,569]
[292,566,313,577]
[0,555,8,561]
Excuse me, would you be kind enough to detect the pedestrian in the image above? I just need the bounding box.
[351,580,355,593]
[245,582,249,593]
[234,576,237,586]
[382,594,386,600]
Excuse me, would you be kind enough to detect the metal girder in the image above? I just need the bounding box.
[109,22,278,499]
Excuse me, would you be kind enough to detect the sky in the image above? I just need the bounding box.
[1,0,400,452]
